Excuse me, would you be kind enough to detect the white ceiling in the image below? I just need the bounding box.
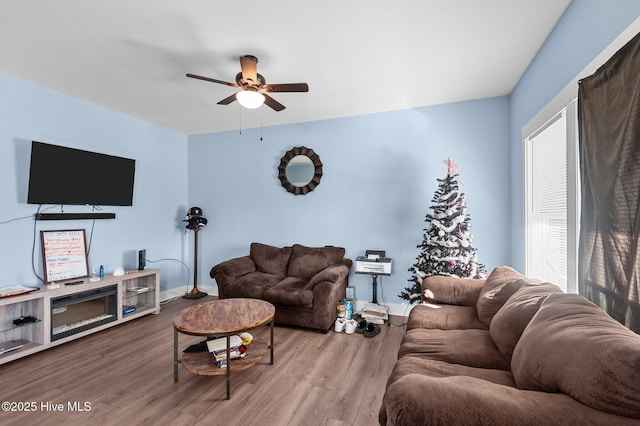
[0,1,571,135]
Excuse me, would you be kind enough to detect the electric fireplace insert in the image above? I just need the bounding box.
[51,285,117,341]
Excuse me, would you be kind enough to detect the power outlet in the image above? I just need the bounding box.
[346,286,355,299]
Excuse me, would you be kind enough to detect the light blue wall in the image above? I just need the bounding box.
[6,0,635,304]
[189,96,511,307]
[509,0,640,270]
[0,73,189,294]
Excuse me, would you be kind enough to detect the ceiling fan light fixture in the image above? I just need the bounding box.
[236,90,265,109]
[186,55,306,111]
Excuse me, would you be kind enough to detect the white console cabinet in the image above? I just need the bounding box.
[0,269,159,365]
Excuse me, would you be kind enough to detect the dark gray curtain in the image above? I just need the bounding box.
[578,32,640,333]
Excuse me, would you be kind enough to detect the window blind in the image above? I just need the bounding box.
[525,112,568,291]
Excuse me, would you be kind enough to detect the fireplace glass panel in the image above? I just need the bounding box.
[51,285,117,341]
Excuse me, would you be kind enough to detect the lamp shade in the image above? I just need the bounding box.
[236,90,265,109]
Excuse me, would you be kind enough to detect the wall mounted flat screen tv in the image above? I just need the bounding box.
[27,141,136,206]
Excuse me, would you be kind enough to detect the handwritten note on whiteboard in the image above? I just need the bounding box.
[41,229,89,283]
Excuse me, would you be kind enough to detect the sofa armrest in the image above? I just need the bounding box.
[210,255,256,279]
[309,261,351,304]
[307,260,352,330]
[381,375,635,426]
[421,275,485,306]
[308,259,352,289]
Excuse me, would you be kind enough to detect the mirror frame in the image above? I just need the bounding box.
[278,146,323,195]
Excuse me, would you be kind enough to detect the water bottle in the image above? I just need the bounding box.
[344,300,353,320]
[99,265,104,278]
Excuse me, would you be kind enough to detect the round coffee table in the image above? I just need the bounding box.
[173,298,275,399]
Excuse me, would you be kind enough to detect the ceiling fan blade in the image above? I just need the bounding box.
[263,82,309,93]
[186,73,239,88]
[239,55,259,85]
[217,93,238,105]
[263,94,286,111]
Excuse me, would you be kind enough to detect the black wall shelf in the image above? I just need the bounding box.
[36,213,116,221]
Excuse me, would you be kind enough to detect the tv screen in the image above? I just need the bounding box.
[27,141,136,206]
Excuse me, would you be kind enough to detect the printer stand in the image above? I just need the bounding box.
[355,252,392,325]
[370,274,379,304]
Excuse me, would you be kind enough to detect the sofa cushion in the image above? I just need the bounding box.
[476,266,529,326]
[407,304,486,331]
[423,275,485,306]
[511,293,640,418]
[287,244,345,279]
[398,328,510,371]
[381,374,633,426]
[386,356,516,390]
[262,277,313,306]
[250,242,291,276]
[210,255,256,278]
[489,282,563,362]
[222,272,283,299]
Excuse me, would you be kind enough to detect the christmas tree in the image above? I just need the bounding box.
[400,158,487,303]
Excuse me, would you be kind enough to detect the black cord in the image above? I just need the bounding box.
[0,213,35,225]
[85,205,103,256]
[145,257,191,292]
[31,204,69,284]
[87,219,96,256]
[0,203,58,225]
[31,204,62,283]
[17,204,110,285]
[31,205,45,284]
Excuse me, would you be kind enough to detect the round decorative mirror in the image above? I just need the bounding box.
[278,146,323,195]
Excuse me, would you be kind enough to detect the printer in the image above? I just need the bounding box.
[355,250,392,306]
[355,250,392,275]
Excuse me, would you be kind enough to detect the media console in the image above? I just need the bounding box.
[0,269,159,365]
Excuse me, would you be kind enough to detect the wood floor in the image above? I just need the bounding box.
[0,296,405,426]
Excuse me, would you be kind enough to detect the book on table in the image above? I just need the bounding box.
[206,335,243,352]
[211,346,246,367]
[0,285,39,298]
[361,302,389,324]
[206,334,249,368]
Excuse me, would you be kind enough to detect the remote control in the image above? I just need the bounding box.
[12,315,37,326]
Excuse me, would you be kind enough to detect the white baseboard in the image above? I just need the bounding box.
[160,290,182,302]
[160,285,219,303]
[160,289,416,321]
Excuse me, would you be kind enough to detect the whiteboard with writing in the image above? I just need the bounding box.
[41,229,89,283]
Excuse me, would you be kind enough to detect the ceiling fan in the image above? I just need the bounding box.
[186,55,309,111]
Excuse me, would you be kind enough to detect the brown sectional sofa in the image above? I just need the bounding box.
[210,242,352,331]
[380,266,640,425]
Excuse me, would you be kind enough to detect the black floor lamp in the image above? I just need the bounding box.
[183,206,208,299]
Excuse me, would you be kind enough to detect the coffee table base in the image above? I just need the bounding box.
[173,299,275,400]
[173,322,274,400]
[180,338,269,375]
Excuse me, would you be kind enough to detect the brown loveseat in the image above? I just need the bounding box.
[210,243,352,331]
[380,266,640,425]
